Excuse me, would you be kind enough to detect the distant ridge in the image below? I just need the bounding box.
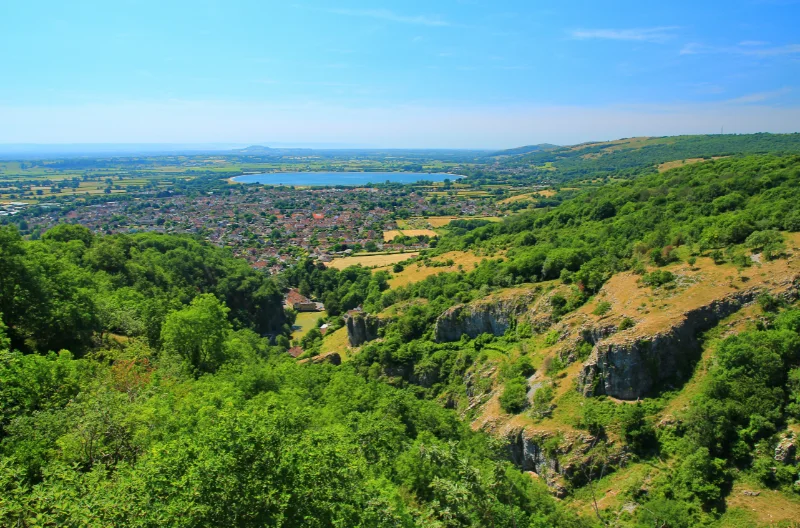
[489,143,560,157]
[232,145,313,155]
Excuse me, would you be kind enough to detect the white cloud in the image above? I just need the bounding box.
[742,44,800,56]
[681,41,800,56]
[570,26,679,43]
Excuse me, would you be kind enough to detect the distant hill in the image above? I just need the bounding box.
[494,133,800,182]
[489,143,559,157]
[232,145,313,156]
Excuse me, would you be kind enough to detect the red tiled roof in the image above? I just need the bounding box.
[286,288,311,306]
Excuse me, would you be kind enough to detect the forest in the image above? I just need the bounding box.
[3,150,800,526]
[280,154,800,526]
[0,225,583,527]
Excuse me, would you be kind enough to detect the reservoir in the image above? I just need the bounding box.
[231,172,460,186]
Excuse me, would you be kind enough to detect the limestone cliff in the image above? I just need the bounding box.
[434,288,539,342]
[578,285,794,399]
[344,312,382,347]
[506,428,627,496]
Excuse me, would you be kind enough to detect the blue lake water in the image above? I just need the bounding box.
[231,172,460,186]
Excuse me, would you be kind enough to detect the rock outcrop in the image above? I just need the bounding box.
[344,312,382,347]
[578,286,785,400]
[434,289,538,342]
[506,428,627,496]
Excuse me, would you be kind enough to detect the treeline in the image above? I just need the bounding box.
[438,154,800,294]
[0,229,587,527]
[278,155,800,355]
[280,258,391,316]
[501,133,800,182]
[0,225,287,353]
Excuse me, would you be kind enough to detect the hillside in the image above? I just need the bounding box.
[491,133,800,183]
[4,151,800,527]
[292,153,800,526]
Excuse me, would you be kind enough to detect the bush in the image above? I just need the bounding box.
[641,270,675,287]
[758,292,784,313]
[392,263,404,273]
[619,317,636,331]
[619,402,657,453]
[499,377,529,414]
[592,300,611,316]
[530,384,554,419]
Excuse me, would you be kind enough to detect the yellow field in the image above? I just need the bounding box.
[499,193,537,205]
[291,310,327,341]
[382,229,438,241]
[658,156,728,172]
[499,189,555,205]
[374,250,492,288]
[326,252,418,269]
[383,230,403,241]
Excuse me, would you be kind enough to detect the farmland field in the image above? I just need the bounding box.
[382,228,438,241]
[326,252,418,269]
[374,250,494,288]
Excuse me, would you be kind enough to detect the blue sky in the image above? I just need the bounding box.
[1,0,799,148]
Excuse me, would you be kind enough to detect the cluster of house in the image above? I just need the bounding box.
[24,185,501,272]
[0,202,29,216]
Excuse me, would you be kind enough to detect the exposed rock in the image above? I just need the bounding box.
[506,428,627,495]
[578,287,779,400]
[775,434,797,465]
[312,352,341,366]
[741,490,761,497]
[434,289,538,342]
[344,312,382,347]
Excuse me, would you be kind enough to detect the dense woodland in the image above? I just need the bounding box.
[280,154,800,526]
[3,145,800,526]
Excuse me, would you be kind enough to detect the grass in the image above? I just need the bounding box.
[658,156,729,173]
[320,326,352,361]
[291,310,327,341]
[326,252,418,270]
[382,228,438,241]
[374,250,491,288]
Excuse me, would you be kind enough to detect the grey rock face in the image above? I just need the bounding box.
[507,430,559,475]
[344,312,381,347]
[775,434,797,464]
[434,291,536,342]
[578,289,762,400]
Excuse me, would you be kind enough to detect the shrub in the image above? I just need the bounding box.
[499,377,529,414]
[593,300,611,316]
[641,270,675,287]
[392,263,404,273]
[619,402,657,453]
[530,384,554,419]
[619,317,636,331]
[757,292,784,313]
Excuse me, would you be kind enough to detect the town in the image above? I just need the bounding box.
[21,183,504,273]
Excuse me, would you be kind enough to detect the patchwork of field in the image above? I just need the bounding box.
[382,229,438,241]
[326,252,418,269]
[374,250,492,288]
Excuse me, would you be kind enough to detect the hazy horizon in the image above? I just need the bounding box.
[2,0,799,147]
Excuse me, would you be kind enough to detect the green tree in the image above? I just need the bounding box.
[161,294,232,374]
